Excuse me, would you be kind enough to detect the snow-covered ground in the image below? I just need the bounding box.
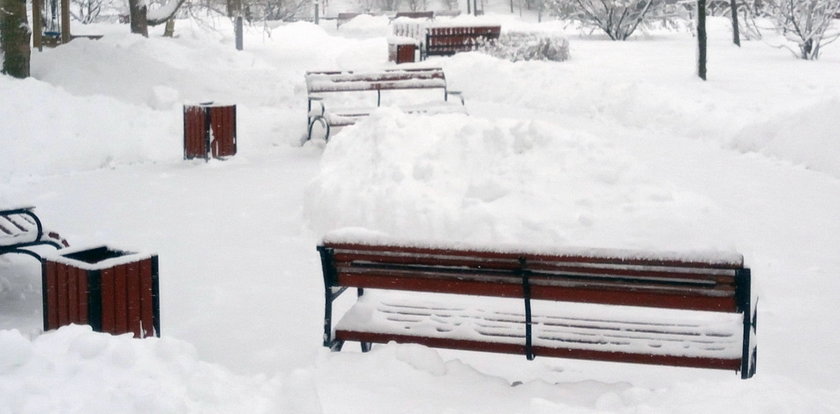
[2,9,840,413]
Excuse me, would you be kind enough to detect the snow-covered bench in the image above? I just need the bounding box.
[304,67,466,142]
[0,206,69,260]
[317,238,757,379]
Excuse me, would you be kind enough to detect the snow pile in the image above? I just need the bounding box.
[0,76,175,179]
[0,325,283,413]
[336,14,391,38]
[305,108,731,251]
[482,30,570,62]
[730,97,840,178]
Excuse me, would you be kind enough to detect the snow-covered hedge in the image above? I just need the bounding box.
[481,31,570,62]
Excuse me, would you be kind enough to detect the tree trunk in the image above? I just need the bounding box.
[729,0,740,46]
[128,0,149,37]
[0,0,31,78]
[697,0,707,80]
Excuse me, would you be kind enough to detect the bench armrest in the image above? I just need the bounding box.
[447,90,465,106]
[308,96,326,116]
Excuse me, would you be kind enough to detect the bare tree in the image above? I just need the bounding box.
[0,0,31,78]
[71,0,104,24]
[251,0,310,20]
[766,0,840,59]
[406,0,428,11]
[546,0,666,40]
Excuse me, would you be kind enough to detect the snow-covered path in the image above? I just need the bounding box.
[2,13,840,413]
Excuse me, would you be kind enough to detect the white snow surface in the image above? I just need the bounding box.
[2,11,840,414]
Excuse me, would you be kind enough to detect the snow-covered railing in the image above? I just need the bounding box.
[317,238,757,379]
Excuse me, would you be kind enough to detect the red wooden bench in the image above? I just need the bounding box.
[0,206,69,260]
[304,67,465,142]
[317,238,757,379]
[425,25,501,58]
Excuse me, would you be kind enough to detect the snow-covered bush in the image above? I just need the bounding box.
[481,31,570,62]
[765,0,840,59]
[546,0,667,40]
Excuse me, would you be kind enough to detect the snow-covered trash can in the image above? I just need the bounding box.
[388,36,418,64]
[41,246,160,338]
[183,102,237,160]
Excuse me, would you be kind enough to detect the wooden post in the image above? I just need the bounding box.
[60,0,70,43]
[697,0,707,81]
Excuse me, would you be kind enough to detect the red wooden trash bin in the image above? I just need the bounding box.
[41,246,160,338]
[388,38,417,64]
[183,102,237,160]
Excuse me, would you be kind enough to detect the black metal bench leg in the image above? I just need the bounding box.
[307,117,330,142]
[361,342,372,353]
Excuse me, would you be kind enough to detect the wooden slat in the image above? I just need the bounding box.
[327,243,743,269]
[101,268,115,333]
[114,264,128,333]
[337,272,736,312]
[77,267,88,324]
[139,258,155,338]
[45,261,58,330]
[57,263,68,325]
[67,264,78,324]
[335,330,741,371]
[306,69,446,94]
[126,262,141,338]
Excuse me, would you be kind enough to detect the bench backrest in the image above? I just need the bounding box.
[426,25,501,56]
[319,241,751,314]
[1,207,44,248]
[305,68,447,95]
[0,207,68,258]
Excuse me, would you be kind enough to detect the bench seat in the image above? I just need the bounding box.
[335,291,744,370]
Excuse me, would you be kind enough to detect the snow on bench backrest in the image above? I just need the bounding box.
[306,68,447,94]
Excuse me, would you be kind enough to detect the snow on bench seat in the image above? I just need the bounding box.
[335,291,744,369]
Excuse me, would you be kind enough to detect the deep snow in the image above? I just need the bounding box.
[2,9,840,414]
